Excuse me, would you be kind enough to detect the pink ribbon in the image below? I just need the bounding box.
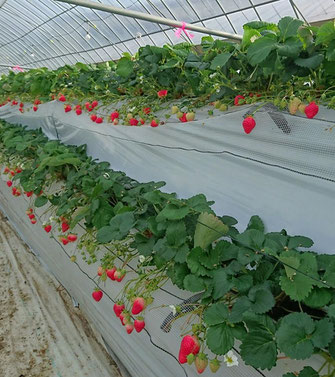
[175,22,194,39]
[12,65,24,72]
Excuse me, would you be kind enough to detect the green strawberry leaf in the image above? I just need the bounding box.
[194,212,228,249]
[311,318,334,348]
[212,268,233,300]
[247,215,264,232]
[294,54,324,69]
[206,323,234,355]
[278,16,304,41]
[240,328,277,369]
[276,313,315,360]
[248,285,275,314]
[247,36,277,65]
[203,302,229,325]
[303,287,332,308]
[183,274,205,292]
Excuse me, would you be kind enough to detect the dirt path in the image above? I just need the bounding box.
[0,213,122,377]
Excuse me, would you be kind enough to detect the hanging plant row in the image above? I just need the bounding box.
[0,17,334,133]
[0,119,334,376]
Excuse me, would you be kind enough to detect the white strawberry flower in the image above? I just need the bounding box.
[103,172,110,179]
[138,255,145,263]
[224,351,239,367]
[169,305,177,315]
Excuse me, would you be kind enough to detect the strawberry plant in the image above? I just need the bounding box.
[0,18,334,133]
[0,16,335,377]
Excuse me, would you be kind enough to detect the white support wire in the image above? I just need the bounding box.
[55,0,243,41]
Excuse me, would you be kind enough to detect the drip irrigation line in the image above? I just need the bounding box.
[195,219,334,290]
[60,121,335,185]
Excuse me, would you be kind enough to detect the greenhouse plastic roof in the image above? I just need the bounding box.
[0,0,334,74]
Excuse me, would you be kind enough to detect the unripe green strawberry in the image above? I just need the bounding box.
[219,104,227,111]
[70,255,76,262]
[280,99,287,110]
[176,111,184,119]
[214,101,221,109]
[187,354,195,365]
[298,103,306,113]
[171,105,179,114]
[273,98,281,107]
[195,353,208,374]
[288,97,301,115]
[186,112,195,121]
[209,359,221,373]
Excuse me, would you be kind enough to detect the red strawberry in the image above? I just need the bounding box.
[195,353,208,374]
[16,168,22,173]
[150,120,158,128]
[25,191,33,197]
[90,114,97,122]
[132,297,146,315]
[26,208,33,215]
[134,317,145,333]
[61,222,69,232]
[60,237,69,245]
[75,104,81,109]
[19,108,24,113]
[113,303,125,317]
[129,118,139,126]
[157,90,168,98]
[19,102,24,108]
[234,95,245,106]
[34,99,41,105]
[143,107,151,115]
[33,106,38,112]
[92,100,98,108]
[92,289,103,302]
[107,267,116,280]
[6,180,12,187]
[95,117,103,124]
[110,111,119,121]
[10,170,15,176]
[31,218,37,224]
[140,118,145,125]
[67,234,77,242]
[44,225,52,233]
[12,187,17,196]
[97,266,104,276]
[119,312,126,326]
[76,108,82,115]
[59,94,66,102]
[28,213,35,219]
[178,335,200,364]
[125,323,134,334]
[64,105,72,113]
[85,102,91,110]
[15,190,21,197]
[179,113,188,123]
[114,270,126,282]
[304,101,319,119]
[4,167,10,173]
[242,116,256,134]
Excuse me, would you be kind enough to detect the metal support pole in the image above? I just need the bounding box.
[55,0,243,41]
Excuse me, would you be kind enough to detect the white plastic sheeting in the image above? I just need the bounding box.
[0,101,334,254]
[0,101,333,376]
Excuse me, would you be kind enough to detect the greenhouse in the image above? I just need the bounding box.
[0,0,334,376]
